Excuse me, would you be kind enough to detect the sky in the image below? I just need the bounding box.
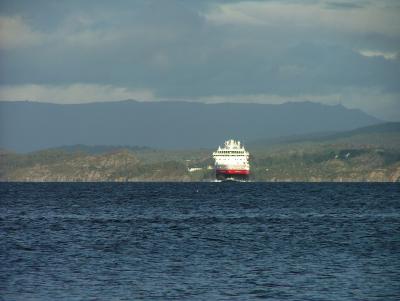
[0,0,399,120]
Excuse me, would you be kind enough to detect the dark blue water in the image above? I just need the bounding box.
[1,183,399,301]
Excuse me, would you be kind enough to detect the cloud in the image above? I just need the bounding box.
[205,1,400,36]
[0,11,180,52]
[54,13,128,49]
[0,16,44,49]
[324,1,365,10]
[0,1,399,120]
[195,93,341,105]
[358,49,398,60]
[0,84,154,103]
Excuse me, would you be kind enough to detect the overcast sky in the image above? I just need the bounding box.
[0,0,399,120]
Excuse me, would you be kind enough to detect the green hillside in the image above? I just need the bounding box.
[1,123,399,182]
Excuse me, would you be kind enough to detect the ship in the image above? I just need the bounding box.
[212,139,250,181]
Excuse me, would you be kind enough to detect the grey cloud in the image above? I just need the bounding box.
[324,1,366,10]
[0,0,399,120]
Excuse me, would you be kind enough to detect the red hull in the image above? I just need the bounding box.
[216,169,250,175]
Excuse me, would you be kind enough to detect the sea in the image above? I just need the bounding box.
[1,182,399,301]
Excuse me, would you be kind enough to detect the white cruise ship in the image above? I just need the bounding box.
[212,139,250,181]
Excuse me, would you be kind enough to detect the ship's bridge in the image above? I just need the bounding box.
[212,139,249,157]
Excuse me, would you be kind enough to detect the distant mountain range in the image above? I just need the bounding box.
[0,100,381,152]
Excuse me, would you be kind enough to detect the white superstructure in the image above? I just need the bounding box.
[212,139,250,180]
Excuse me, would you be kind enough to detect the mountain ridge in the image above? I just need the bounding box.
[250,122,400,148]
[26,121,399,155]
[0,100,381,152]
